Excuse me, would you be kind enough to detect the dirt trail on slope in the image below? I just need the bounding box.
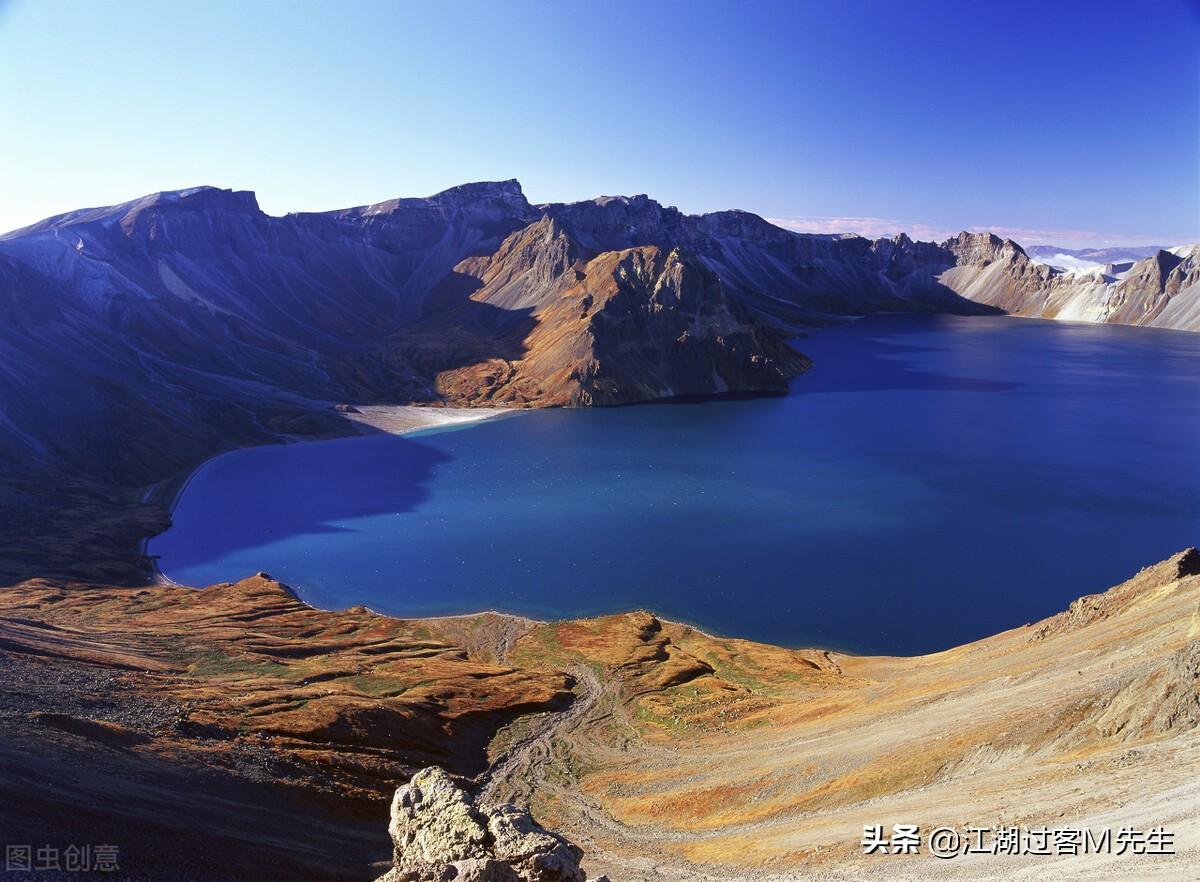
[479,664,606,807]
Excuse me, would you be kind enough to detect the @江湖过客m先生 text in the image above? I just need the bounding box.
[861,824,1176,859]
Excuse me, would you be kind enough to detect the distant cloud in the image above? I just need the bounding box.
[765,215,1187,249]
[766,216,952,242]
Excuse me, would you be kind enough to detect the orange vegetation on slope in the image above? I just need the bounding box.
[499,550,1200,878]
[0,554,1197,880]
[0,574,572,793]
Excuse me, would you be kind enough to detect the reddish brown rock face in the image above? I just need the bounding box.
[427,221,809,407]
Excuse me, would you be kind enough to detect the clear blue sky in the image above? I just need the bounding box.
[1,0,1196,245]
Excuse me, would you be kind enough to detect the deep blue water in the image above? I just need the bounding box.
[152,315,1200,655]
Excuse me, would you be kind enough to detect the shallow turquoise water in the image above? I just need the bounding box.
[152,315,1200,655]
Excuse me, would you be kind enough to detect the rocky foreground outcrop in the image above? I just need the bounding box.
[374,767,601,882]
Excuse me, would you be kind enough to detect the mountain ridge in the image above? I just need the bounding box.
[10,179,1195,334]
[1,179,1197,582]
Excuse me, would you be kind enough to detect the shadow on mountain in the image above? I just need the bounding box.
[389,270,538,404]
[0,727,386,882]
[0,259,544,583]
[913,279,1007,317]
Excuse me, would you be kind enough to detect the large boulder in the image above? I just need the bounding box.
[375,767,588,882]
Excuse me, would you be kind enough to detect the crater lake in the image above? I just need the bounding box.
[151,315,1200,655]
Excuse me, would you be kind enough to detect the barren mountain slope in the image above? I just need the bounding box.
[495,548,1200,881]
[426,218,809,405]
[0,549,1195,880]
[0,183,815,583]
[0,573,569,880]
[941,234,1200,328]
[0,183,537,480]
[542,196,997,327]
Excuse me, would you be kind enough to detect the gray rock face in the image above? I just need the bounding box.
[539,196,994,328]
[376,767,587,882]
[940,235,1200,328]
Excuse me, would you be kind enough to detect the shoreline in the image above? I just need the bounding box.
[341,403,515,436]
[136,322,1197,657]
[140,403,515,589]
[140,400,784,648]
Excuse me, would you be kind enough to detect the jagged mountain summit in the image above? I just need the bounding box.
[944,234,1200,326]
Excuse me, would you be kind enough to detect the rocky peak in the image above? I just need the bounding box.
[947,230,1001,247]
[113,187,263,237]
[111,186,262,218]
[428,179,531,211]
[450,214,583,304]
[694,208,794,243]
[945,230,1027,265]
[4,186,262,240]
[1115,249,1188,301]
[309,180,536,262]
[157,186,261,213]
[354,180,532,219]
[543,193,683,252]
[374,767,598,882]
[864,231,953,272]
[869,232,914,254]
[591,193,653,208]
[543,195,800,255]
[1149,248,1185,281]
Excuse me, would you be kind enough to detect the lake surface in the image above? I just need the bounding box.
[152,315,1200,655]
